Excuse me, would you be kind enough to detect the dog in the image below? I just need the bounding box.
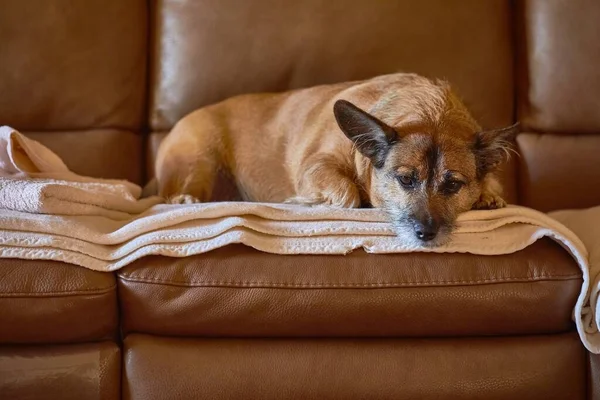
[153,73,518,246]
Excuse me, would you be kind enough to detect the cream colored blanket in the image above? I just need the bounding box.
[0,126,161,219]
[0,126,598,354]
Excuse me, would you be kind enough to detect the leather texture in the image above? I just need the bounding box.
[0,0,147,131]
[146,133,165,181]
[27,130,143,184]
[0,341,120,400]
[123,333,586,400]
[517,133,600,211]
[591,353,600,400]
[518,0,600,133]
[0,259,117,343]
[118,239,581,337]
[149,0,514,132]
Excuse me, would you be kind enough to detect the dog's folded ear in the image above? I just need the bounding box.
[333,99,398,168]
[473,122,520,179]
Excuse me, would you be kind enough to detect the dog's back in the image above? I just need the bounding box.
[156,73,461,203]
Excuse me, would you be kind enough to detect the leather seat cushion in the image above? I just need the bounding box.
[122,333,586,400]
[0,259,118,343]
[117,238,581,337]
[0,341,120,400]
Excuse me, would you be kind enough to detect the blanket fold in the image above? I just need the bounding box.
[0,126,598,355]
[0,126,161,219]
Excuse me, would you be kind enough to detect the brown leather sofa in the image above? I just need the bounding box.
[0,1,599,399]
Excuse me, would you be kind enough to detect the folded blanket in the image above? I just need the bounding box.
[0,126,161,219]
[0,126,598,355]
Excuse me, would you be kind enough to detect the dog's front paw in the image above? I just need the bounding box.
[285,185,361,208]
[167,194,202,205]
[284,196,323,206]
[472,193,507,210]
[321,185,361,208]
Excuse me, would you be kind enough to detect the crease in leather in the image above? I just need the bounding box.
[118,273,581,288]
[0,285,116,298]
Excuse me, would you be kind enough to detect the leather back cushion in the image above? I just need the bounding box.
[517,0,600,210]
[0,0,147,182]
[0,0,147,131]
[149,0,514,131]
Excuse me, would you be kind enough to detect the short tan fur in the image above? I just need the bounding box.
[155,73,518,245]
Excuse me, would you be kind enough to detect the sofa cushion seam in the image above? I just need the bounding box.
[0,285,116,297]
[117,274,582,288]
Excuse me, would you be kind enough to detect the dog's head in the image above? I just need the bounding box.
[333,94,518,246]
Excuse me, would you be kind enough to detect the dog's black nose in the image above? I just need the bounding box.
[414,222,438,242]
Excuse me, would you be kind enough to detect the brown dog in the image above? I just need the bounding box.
[154,73,518,245]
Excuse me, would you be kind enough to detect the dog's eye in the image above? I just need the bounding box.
[443,180,464,194]
[397,175,414,188]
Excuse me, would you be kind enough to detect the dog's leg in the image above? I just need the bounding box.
[155,117,221,204]
[472,174,507,210]
[286,155,361,208]
[157,150,219,204]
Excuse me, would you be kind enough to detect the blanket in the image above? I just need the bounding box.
[0,126,598,355]
[0,126,161,219]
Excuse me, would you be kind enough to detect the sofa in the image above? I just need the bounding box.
[0,0,599,399]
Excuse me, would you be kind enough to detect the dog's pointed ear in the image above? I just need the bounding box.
[473,122,520,178]
[333,99,398,168]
